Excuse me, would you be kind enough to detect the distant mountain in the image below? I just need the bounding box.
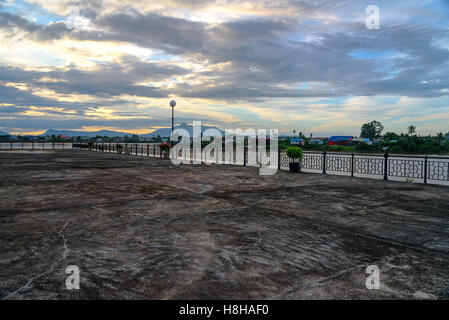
[37,124,225,138]
[40,129,134,138]
[0,130,10,136]
[142,123,225,138]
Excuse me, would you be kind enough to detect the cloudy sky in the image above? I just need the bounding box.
[0,0,448,136]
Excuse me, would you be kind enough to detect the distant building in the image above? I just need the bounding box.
[352,137,372,145]
[328,136,353,146]
[309,137,327,145]
[290,137,304,145]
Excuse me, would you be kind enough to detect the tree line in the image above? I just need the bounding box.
[358,120,448,154]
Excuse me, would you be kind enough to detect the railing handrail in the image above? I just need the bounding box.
[9,142,449,186]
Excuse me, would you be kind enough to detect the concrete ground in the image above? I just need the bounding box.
[0,150,449,300]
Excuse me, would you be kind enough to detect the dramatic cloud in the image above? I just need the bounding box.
[0,0,448,135]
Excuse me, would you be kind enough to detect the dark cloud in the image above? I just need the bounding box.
[2,4,448,99]
[91,10,449,99]
[1,0,449,134]
[0,11,71,40]
[0,115,215,132]
[0,55,189,99]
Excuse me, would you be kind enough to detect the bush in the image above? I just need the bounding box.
[355,142,371,152]
[328,145,345,152]
[286,147,303,160]
[406,141,418,153]
[389,145,404,153]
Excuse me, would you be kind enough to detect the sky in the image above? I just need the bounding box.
[0,0,449,136]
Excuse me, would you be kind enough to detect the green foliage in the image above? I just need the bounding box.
[286,147,303,159]
[383,132,399,140]
[360,120,384,138]
[407,125,417,135]
[327,145,355,152]
[355,142,372,152]
[124,134,140,143]
[389,145,403,153]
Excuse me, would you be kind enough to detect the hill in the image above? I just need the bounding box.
[38,123,225,138]
[40,129,133,138]
[141,123,225,138]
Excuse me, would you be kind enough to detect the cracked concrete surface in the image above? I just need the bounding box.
[0,150,449,299]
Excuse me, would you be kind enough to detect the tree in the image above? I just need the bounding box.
[383,132,399,140]
[407,125,416,135]
[360,120,384,139]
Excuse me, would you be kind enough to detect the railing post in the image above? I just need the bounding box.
[154,146,156,157]
[424,156,428,184]
[147,143,149,157]
[322,149,327,174]
[244,148,247,166]
[383,151,389,181]
[160,147,162,158]
[351,153,354,177]
[10,141,12,150]
[53,141,55,150]
[278,150,281,170]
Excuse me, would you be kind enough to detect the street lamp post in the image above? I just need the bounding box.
[169,100,176,144]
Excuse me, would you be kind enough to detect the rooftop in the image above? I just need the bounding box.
[1,151,449,299]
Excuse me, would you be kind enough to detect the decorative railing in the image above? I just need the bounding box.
[0,142,72,150]
[65,143,449,186]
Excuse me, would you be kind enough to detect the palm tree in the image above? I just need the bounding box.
[437,132,444,145]
[407,125,416,135]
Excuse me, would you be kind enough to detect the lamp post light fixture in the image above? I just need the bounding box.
[169,100,176,144]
